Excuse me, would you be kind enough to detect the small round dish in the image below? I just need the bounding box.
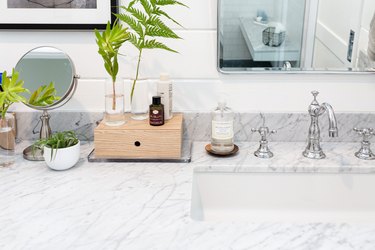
[205,144,239,157]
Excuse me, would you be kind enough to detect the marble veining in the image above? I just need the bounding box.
[193,142,375,174]
[15,112,375,143]
[1,141,375,249]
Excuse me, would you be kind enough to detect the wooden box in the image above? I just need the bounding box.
[94,113,183,159]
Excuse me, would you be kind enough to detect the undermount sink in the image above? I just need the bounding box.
[191,171,375,223]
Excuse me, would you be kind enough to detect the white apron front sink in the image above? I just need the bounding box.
[191,171,375,223]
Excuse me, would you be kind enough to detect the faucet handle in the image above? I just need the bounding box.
[353,128,375,141]
[311,90,319,96]
[251,127,277,137]
[311,91,319,101]
[353,128,375,160]
[251,127,276,158]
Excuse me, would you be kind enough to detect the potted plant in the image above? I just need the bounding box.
[95,20,130,126]
[0,69,60,166]
[116,0,188,120]
[0,69,29,165]
[33,131,80,171]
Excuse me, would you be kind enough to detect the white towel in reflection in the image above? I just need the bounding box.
[369,12,375,61]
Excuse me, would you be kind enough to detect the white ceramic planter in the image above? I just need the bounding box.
[43,141,80,171]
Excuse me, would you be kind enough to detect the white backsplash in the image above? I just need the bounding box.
[0,0,374,114]
[15,111,375,143]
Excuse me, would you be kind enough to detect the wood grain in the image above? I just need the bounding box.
[94,114,183,159]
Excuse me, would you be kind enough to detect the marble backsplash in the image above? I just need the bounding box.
[15,112,375,142]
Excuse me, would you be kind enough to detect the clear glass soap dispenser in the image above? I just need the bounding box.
[211,101,234,153]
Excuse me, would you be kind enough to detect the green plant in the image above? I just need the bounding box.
[95,20,130,110]
[32,131,79,160]
[0,69,29,120]
[28,82,61,107]
[116,0,188,101]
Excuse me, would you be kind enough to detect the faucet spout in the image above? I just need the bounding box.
[303,91,339,159]
[321,103,338,137]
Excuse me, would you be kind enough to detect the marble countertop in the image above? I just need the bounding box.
[193,142,375,174]
[1,141,375,250]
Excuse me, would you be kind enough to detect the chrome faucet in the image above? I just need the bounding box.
[303,91,338,159]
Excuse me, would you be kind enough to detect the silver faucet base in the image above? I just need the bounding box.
[254,149,274,159]
[355,151,375,160]
[302,150,326,159]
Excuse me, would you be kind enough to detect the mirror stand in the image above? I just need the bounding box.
[15,46,78,162]
[23,110,53,161]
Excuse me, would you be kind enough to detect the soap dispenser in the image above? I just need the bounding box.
[211,101,234,153]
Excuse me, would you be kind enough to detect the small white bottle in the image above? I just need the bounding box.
[211,101,234,153]
[157,73,173,120]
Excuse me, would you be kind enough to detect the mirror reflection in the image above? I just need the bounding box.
[218,0,375,72]
[15,46,75,109]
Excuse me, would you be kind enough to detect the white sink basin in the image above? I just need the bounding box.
[191,171,375,223]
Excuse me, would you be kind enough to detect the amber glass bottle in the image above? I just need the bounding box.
[149,96,164,126]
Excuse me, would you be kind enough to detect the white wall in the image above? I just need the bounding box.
[0,0,374,113]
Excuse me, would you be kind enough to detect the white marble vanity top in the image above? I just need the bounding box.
[1,141,375,250]
[193,142,375,174]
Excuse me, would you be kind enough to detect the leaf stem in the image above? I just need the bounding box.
[131,48,143,102]
[112,79,116,110]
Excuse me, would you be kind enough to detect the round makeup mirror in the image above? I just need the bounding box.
[15,46,78,161]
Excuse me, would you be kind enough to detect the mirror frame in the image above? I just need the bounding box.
[217,0,375,75]
[16,46,79,110]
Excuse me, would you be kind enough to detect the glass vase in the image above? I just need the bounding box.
[131,78,151,120]
[0,113,16,166]
[104,78,125,126]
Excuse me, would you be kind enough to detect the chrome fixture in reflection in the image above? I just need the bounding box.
[303,91,338,159]
[251,113,277,158]
[353,128,375,160]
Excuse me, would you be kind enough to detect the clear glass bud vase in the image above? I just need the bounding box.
[131,78,151,120]
[104,78,125,126]
[0,113,16,166]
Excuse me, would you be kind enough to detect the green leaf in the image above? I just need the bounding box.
[32,131,79,161]
[95,20,130,84]
[156,0,188,8]
[153,7,183,27]
[140,0,153,16]
[146,25,180,38]
[116,12,144,37]
[118,0,187,101]
[0,69,29,119]
[143,39,178,52]
[28,82,60,107]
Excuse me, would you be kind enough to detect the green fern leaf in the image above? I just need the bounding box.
[124,6,148,24]
[148,15,177,36]
[129,33,142,49]
[116,12,144,37]
[143,39,178,52]
[153,7,183,27]
[146,26,180,39]
[140,0,153,16]
[128,0,139,8]
[156,0,188,8]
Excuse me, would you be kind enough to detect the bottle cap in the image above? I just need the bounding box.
[160,73,170,81]
[152,96,161,105]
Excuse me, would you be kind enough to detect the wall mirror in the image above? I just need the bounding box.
[15,46,78,161]
[218,0,375,73]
